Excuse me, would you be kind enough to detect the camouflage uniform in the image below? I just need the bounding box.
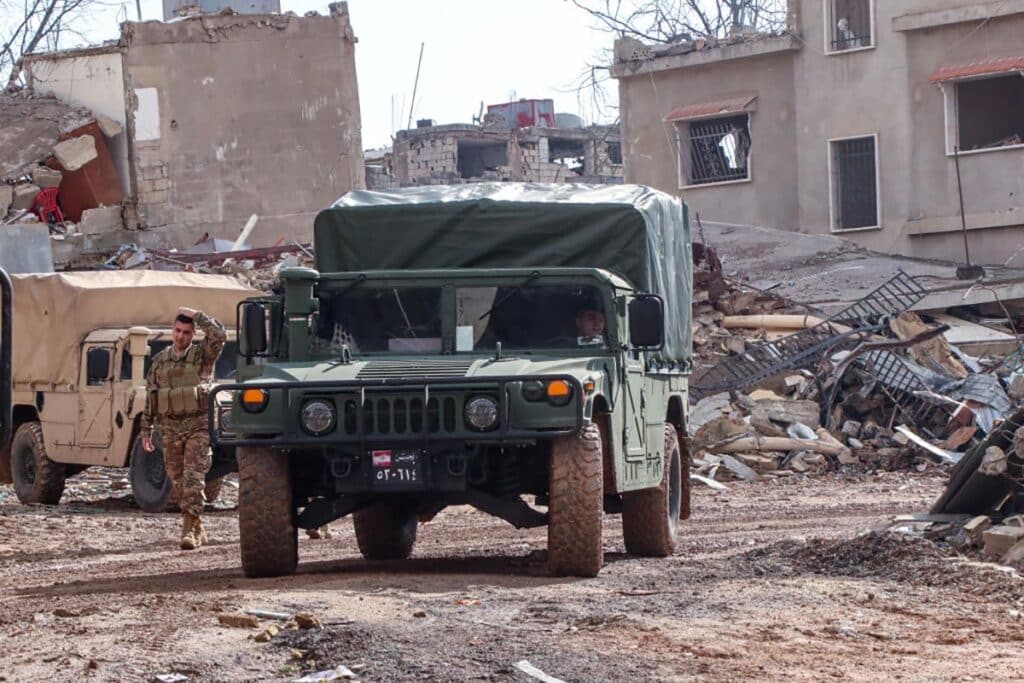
[140,311,226,548]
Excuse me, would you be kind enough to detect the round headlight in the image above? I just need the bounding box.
[219,407,234,433]
[301,399,335,435]
[465,396,498,431]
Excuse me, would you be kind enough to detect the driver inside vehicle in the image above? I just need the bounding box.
[574,301,606,345]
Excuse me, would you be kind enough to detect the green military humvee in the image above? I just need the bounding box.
[212,184,694,578]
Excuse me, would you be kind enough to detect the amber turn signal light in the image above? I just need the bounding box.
[546,380,573,406]
[241,388,269,413]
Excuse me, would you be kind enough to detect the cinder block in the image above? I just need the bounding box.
[983,525,1024,559]
[12,183,40,211]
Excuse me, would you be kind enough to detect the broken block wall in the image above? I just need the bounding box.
[122,9,364,248]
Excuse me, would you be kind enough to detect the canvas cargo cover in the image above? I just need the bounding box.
[12,271,259,387]
[314,183,693,365]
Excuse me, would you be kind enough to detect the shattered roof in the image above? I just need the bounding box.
[0,91,94,181]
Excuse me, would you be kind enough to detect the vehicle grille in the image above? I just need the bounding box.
[356,359,475,380]
[337,395,463,436]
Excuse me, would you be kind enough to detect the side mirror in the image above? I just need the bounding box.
[239,302,268,357]
[628,295,665,350]
[86,347,112,385]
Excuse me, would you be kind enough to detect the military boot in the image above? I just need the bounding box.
[194,516,208,546]
[179,513,199,550]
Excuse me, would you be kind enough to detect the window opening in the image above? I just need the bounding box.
[828,0,872,52]
[456,140,508,179]
[955,74,1024,151]
[831,136,878,230]
[678,114,751,186]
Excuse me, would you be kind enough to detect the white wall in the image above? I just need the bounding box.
[27,53,131,197]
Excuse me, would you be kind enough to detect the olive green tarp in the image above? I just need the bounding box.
[314,183,693,365]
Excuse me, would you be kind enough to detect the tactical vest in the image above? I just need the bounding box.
[151,348,209,418]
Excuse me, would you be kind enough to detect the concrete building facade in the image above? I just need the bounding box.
[22,4,363,251]
[613,0,1024,266]
[391,123,623,187]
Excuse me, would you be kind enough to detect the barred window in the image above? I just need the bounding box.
[830,136,879,231]
[826,0,873,53]
[677,114,751,187]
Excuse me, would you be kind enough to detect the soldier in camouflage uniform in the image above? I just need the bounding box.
[141,307,226,550]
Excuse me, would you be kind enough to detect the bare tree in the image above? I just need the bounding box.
[569,0,791,44]
[1,0,103,90]
[565,0,790,119]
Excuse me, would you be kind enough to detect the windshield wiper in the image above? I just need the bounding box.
[477,270,541,323]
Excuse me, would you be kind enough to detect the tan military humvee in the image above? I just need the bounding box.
[0,271,260,509]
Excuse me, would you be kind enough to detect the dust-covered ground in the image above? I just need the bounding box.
[1,470,1023,682]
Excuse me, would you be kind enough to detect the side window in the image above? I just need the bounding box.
[86,347,113,386]
[120,347,132,381]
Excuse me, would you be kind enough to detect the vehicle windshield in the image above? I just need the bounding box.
[312,287,443,354]
[309,282,609,355]
[457,284,607,351]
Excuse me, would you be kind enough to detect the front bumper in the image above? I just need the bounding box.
[208,374,585,448]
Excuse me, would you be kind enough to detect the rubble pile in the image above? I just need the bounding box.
[1,90,125,243]
[688,241,1024,486]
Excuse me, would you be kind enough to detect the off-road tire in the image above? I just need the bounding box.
[10,422,66,505]
[130,433,172,513]
[237,446,297,577]
[621,424,682,557]
[353,502,418,560]
[547,422,604,577]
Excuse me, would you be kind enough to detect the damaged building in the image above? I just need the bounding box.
[390,99,622,187]
[613,0,1024,266]
[2,3,363,269]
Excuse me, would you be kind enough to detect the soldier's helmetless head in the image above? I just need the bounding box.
[172,314,195,351]
[576,308,605,338]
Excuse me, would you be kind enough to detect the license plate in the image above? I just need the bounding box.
[370,449,424,489]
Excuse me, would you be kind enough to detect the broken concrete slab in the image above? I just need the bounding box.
[94,113,123,137]
[53,135,97,171]
[78,205,123,236]
[963,515,992,547]
[755,399,820,428]
[12,184,39,211]
[0,185,11,214]
[983,525,1024,559]
[0,92,93,181]
[31,166,62,189]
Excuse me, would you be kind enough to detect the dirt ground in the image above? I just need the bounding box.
[2,469,1024,682]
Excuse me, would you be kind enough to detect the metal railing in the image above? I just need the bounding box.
[830,0,872,51]
[833,136,877,230]
[691,271,926,399]
[683,115,750,185]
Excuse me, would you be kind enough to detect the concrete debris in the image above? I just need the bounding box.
[31,166,62,188]
[294,611,322,629]
[294,666,358,682]
[218,613,260,628]
[53,135,98,171]
[11,184,39,211]
[0,185,12,214]
[983,526,1024,560]
[79,205,123,236]
[94,113,123,137]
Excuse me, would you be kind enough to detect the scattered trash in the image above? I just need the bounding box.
[293,665,357,682]
[153,674,189,683]
[515,660,567,683]
[245,609,292,621]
